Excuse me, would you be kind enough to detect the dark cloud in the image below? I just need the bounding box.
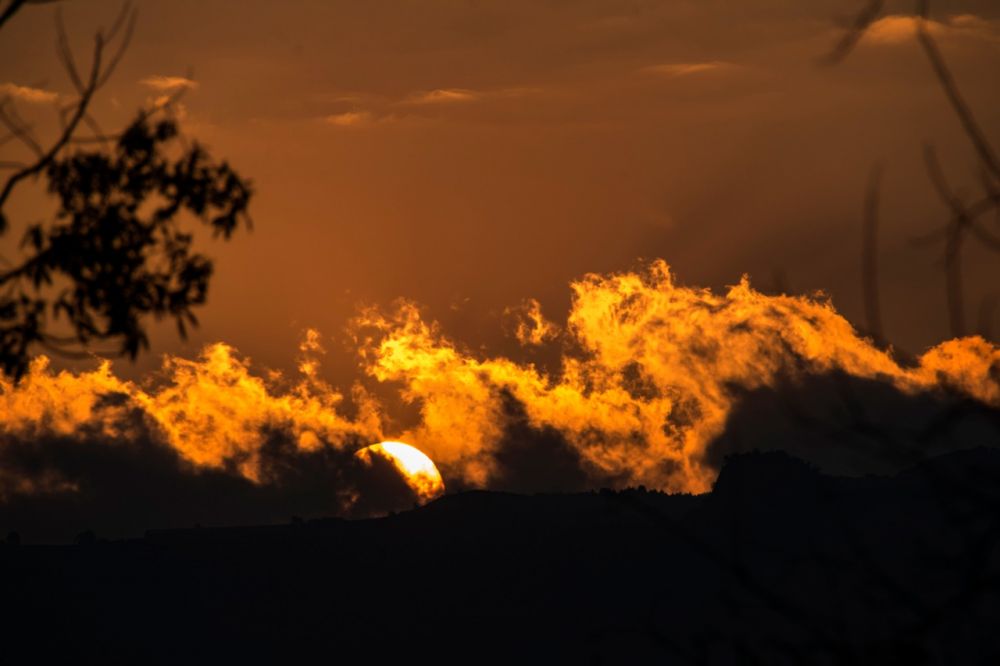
[484,389,624,494]
[0,416,419,543]
[707,369,1000,476]
[4,362,1000,543]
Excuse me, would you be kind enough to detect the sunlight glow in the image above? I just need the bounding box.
[356,441,446,503]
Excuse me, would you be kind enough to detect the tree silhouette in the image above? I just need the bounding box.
[828,0,1000,343]
[0,1,252,379]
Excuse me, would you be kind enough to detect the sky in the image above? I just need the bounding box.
[2,0,1000,379]
[3,0,1000,539]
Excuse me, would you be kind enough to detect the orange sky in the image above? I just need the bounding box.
[2,0,1000,381]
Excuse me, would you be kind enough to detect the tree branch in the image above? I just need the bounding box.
[862,164,886,346]
[819,0,885,65]
[915,2,1000,183]
[0,0,28,31]
[0,27,103,210]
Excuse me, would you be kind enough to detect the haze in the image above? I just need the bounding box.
[2,0,999,381]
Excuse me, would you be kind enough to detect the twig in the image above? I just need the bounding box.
[924,145,968,337]
[0,101,44,158]
[0,13,114,210]
[0,0,28,31]
[977,293,998,340]
[862,164,885,346]
[915,2,1000,183]
[819,0,885,65]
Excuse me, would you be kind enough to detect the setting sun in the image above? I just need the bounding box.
[355,441,446,503]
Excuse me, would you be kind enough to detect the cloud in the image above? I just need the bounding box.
[324,110,379,127]
[707,370,1000,477]
[863,14,1000,45]
[4,262,1000,540]
[0,425,420,543]
[137,76,198,118]
[504,298,559,346]
[398,87,537,106]
[352,261,1000,492]
[320,87,538,127]
[138,75,199,92]
[0,82,58,104]
[402,88,482,105]
[640,61,736,77]
[0,335,423,542]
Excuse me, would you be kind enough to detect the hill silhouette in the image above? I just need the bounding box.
[1,447,998,664]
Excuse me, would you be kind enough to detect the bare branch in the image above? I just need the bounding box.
[977,293,998,340]
[68,132,124,145]
[909,227,948,247]
[55,8,85,95]
[38,336,120,360]
[0,0,28,31]
[980,166,1000,228]
[95,4,137,89]
[102,0,132,44]
[862,164,886,347]
[924,145,968,337]
[819,0,885,66]
[80,112,114,149]
[915,6,1000,183]
[0,30,103,210]
[0,100,44,158]
[943,222,966,338]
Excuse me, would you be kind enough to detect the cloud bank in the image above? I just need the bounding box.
[2,261,998,541]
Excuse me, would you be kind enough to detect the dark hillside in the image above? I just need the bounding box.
[2,449,998,664]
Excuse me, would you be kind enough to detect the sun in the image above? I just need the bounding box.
[355,441,445,503]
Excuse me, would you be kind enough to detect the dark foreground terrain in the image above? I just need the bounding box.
[2,449,999,664]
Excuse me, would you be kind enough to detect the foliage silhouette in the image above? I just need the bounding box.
[0,2,252,379]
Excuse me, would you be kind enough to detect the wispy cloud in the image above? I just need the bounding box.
[138,76,198,118]
[399,86,539,107]
[402,88,482,105]
[640,61,735,77]
[863,14,1000,45]
[324,111,384,128]
[320,86,539,129]
[0,82,58,104]
[139,75,199,92]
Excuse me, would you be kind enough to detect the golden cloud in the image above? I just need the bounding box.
[138,75,199,92]
[640,61,735,77]
[0,82,58,104]
[863,14,999,45]
[505,298,559,346]
[324,110,378,127]
[3,261,999,500]
[402,88,482,105]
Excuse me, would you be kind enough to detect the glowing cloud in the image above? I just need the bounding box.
[0,82,58,104]
[353,261,1000,493]
[2,262,999,503]
[641,62,735,77]
[324,111,377,127]
[402,88,481,105]
[0,333,383,484]
[505,298,559,346]
[862,14,999,45]
[139,75,199,91]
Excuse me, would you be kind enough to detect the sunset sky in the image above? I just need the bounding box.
[2,0,999,381]
[3,0,1000,542]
